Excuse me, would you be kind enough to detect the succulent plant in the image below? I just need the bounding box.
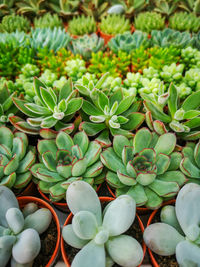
[151,28,195,48]
[178,0,200,15]
[142,67,160,79]
[169,12,200,33]
[108,31,150,54]
[31,131,104,201]
[142,83,200,140]
[160,63,184,83]
[48,0,80,17]
[101,127,186,209]
[134,12,165,34]
[152,0,179,16]
[34,12,63,29]
[181,47,200,69]
[11,78,83,136]
[16,0,47,16]
[0,0,15,17]
[30,27,71,52]
[62,180,144,267]
[65,59,87,81]
[0,14,30,33]
[0,30,29,47]
[76,73,145,142]
[0,126,36,189]
[68,15,97,36]
[40,69,58,87]
[139,77,166,97]
[184,68,200,91]
[81,0,109,21]
[99,14,131,35]
[123,72,142,95]
[0,185,52,267]
[144,183,200,265]
[69,34,104,60]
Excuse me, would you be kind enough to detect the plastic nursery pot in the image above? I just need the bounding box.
[37,184,102,213]
[17,196,61,267]
[131,24,135,33]
[106,183,176,215]
[146,199,176,267]
[98,28,114,45]
[61,196,146,267]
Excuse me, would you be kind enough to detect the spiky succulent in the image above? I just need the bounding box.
[34,12,63,29]
[0,126,36,189]
[16,0,46,16]
[76,73,145,143]
[0,185,52,267]
[151,28,195,48]
[101,127,186,209]
[10,78,83,136]
[48,0,80,17]
[178,0,200,15]
[152,0,179,16]
[62,180,144,267]
[69,34,104,60]
[31,131,104,202]
[68,15,97,36]
[0,30,29,47]
[134,12,165,34]
[108,31,150,54]
[144,183,200,266]
[143,83,200,140]
[99,14,131,35]
[81,0,109,21]
[30,27,71,52]
[0,14,30,33]
[169,12,200,33]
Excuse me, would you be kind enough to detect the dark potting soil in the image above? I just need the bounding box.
[33,220,57,267]
[97,182,114,197]
[64,201,144,266]
[150,211,178,267]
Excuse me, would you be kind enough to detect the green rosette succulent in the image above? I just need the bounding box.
[76,74,145,145]
[0,14,30,33]
[34,12,63,29]
[169,12,200,33]
[10,78,83,137]
[30,131,104,202]
[101,127,186,209]
[108,31,150,54]
[0,126,36,189]
[68,15,96,36]
[143,83,200,140]
[65,58,87,81]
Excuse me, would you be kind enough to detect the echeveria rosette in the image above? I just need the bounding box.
[0,126,36,190]
[101,128,186,209]
[180,141,200,185]
[143,82,200,140]
[76,74,145,146]
[144,183,200,266]
[30,131,104,202]
[62,181,144,267]
[10,77,83,138]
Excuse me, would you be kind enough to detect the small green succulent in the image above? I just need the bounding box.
[0,30,29,47]
[0,186,52,267]
[0,14,30,33]
[16,0,46,16]
[69,34,104,60]
[11,78,83,136]
[134,12,165,34]
[31,131,104,201]
[144,183,200,266]
[99,14,131,35]
[184,68,200,91]
[40,69,58,87]
[101,127,186,209]
[108,31,150,54]
[169,12,200,33]
[49,0,80,17]
[139,77,166,97]
[65,59,87,81]
[0,126,36,189]
[62,180,144,267]
[181,47,200,69]
[68,15,96,36]
[34,12,63,29]
[160,63,184,84]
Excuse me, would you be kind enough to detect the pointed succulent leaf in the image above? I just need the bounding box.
[182,90,200,111]
[115,95,135,115]
[98,91,109,111]
[38,139,57,158]
[59,79,73,102]
[62,224,88,249]
[156,153,170,175]
[0,127,13,149]
[42,151,57,172]
[84,141,102,166]
[82,100,103,116]
[121,112,145,131]
[66,181,102,226]
[33,78,46,106]
[101,147,125,173]
[133,128,152,154]
[106,235,143,267]
[117,171,137,186]
[168,83,178,118]
[180,157,200,178]
[113,135,130,158]
[80,122,106,136]
[143,223,184,256]
[144,101,171,123]
[6,208,24,235]
[154,133,176,155]
[12,137,26,161]
[40,87,56,111]
[106,171,125,189]
[56,131,73,151]
[153,120,168,135]
[13,98,38,117]
[41,116,57,128]
[95,73,110,89]
[4,154,19,176]
[73,131,89,155]
[65,98,83,115]
[57,164,72,179]
[24,103,51,115]
[72,158,87,176]
[90,116,105,123]
[83,161,103,178]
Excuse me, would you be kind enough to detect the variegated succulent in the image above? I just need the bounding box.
[10,78,83,137]
[0,126,36,190]
[101,127,186,209]
[142,83,200,140]
[76,74,145,146]
[30,131,104,202]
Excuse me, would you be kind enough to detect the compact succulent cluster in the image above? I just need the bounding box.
[34,12,63,29]
[0,14,30,33]
[134,12,165,33]
[68,15,97,36]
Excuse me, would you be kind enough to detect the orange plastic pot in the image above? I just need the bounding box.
[146,199,176,267]
[99,29,114,45]
[37,184,102,212]
[61,196,146,267]
[106,183,176,214]
[17,196,61,267]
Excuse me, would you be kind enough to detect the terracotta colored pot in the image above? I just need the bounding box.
[61,196,146,267]
[37,184,102,212]
[99,29,114,45]
[16,181,37,197]
[146,199,176,267]
[17,196,61,267]
[131,24,135,33]
[106,183,176,214]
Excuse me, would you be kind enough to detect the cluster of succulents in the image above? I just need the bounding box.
[134,12,165,33]
[68,15,97,36]
[34,12,63,29]
[0,14,30,33]
[169,12,200,32]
